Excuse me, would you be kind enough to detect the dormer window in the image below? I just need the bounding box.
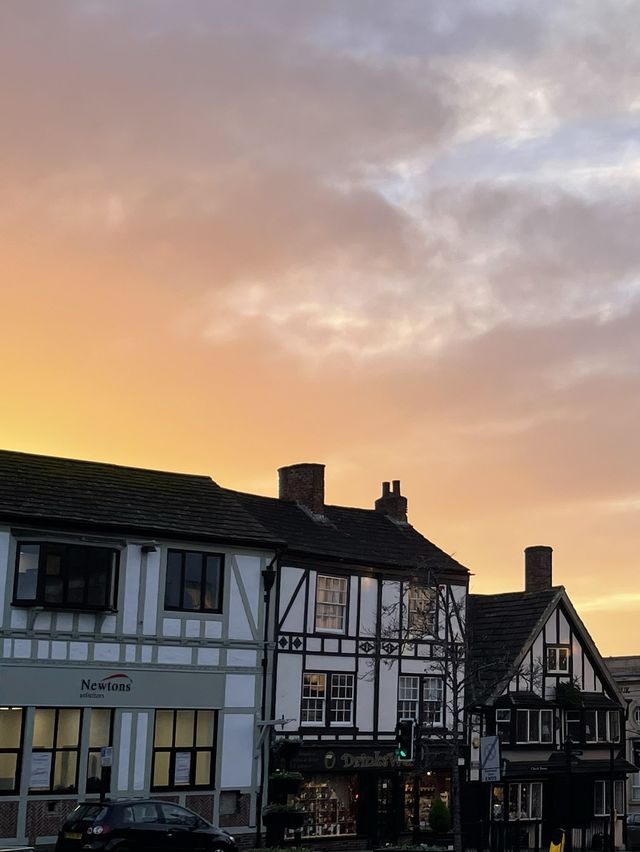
[13,542,118,611]
[546,646,570,674]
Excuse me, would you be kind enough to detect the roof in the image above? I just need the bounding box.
[467,587,561,702]
[0,449,280,547]
[229,489,469,576]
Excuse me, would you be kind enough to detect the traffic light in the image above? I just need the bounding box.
[395,718,415,761]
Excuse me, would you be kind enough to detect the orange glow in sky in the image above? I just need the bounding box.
[2,1,640,654]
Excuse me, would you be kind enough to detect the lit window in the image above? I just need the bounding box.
[30,708,81,792]
[0,708,23,795]
[546,647,570,673]
[86,709,113,793]
[152,709,216,790]
[315,575,347,632]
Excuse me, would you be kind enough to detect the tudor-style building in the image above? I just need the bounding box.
[605,656,640,820]
[0,449,281,848]
[465,547,634,852]
[231,463,469,847]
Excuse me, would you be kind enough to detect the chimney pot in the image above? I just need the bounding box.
[524,545,553,592]
[375,479,408,523]
[278,463,325,515]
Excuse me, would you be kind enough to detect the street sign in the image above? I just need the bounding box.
[480,735,501,782]
[100,747,113,768]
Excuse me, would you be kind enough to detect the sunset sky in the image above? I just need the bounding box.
[2,0,639,655]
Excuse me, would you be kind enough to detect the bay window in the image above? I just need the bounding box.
[585,710,620,743]
[516,709,553,744]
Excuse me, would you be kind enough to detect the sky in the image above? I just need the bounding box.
[1,0,639,655]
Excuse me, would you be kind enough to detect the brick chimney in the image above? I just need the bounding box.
[374,480,408,523]
[278,463,325,515]
[524,545,553,592]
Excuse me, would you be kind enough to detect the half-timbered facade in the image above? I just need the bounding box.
[605,656,640,821]
[0,449,281,848]
[466,547,633,852]
[233,463,469,847]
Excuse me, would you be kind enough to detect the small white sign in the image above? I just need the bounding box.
[174,752,191,785]
[100,747,113,768]
[30,752,52,788]
[480,735,501,782]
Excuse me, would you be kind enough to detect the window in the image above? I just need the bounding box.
[632,742,640,802]
[634,706,640,725]
[302,673,354,726]
[14,542,118,610]
[329,674,354,724]
[164,550,223,613]
[315,575,348,632]
[30,708,81,792]
[565,711,581,742]
[0,708,23,794]
[86,709,113,793]
[585,710,621,743]
[398,676,420,720]
[407,586,434,634]
[594,780,624,816]
[546,646,570,674]
[516,709,553,744]
[302,673,326,724]
[423,677,444,727]
[496,709,511,744]
[152,709,216,790]
[508,782,542,820]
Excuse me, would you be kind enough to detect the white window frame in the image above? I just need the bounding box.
[407,586,434,635]
[398,675,420,720]
[508,782,542,821]
[315,575,348,633]
[585,709,621,744]
[329,674,354,725]
[546,646,570,674]
[301,673,326,725]
[594,779,624,816]
[516,709,554,744]
[423,677,444,727]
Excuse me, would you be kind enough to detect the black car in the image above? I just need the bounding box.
[55,799,238,852]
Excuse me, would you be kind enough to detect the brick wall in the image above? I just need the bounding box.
[186,794,214,822]
[0,801,18,838]
[219,792,250,827]
[26,799,77,844]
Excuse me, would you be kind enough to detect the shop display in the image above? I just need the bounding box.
[298,777,356,837]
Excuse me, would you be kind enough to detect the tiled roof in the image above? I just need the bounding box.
[0,449,280,546]
[229,489,469,575]
[467,587,561,702]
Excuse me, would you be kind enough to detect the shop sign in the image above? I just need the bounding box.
[80,673,133,700]
[291,746,400,773]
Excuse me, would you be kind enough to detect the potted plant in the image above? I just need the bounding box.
[269,770,304,797]
[263,804,306,846]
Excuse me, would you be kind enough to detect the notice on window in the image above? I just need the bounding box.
[30,752,52,788]
[174,752,191,785]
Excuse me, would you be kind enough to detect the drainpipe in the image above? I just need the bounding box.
[255,547,284,847]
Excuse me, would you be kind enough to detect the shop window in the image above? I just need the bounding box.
[86,709,113,793]
[13,542,118,611]
[151,709,216,790]
[594,779,624,816]
[496,709,511,744]
[491,785,505,821]
[585,710,620,743]
[398,676,420,720]
[546,646,570,674]
[329,674,354,724]
[407,586,434,634]
[0,708,23,794]
[298,776,357,837]
[423,677,444,727]
[164,550,223,613]
[404,773,450,830]
[516,709,553,744]
[30,708,81,792]
[508,782,542,820]
[315,575,347,632]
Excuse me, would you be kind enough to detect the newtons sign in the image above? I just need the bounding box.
[0,665,224,708]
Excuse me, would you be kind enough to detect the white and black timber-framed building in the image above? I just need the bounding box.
[0,449,283,848]
[231,463,470,848]
[465,547,634,852]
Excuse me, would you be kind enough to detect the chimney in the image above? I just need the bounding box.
[374,479,408,523]
[524,545,553,592]
[278,463,325,515]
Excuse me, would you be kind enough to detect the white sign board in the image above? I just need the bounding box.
[100,747,113,767]
[30,752,52,788]
[174,752,191,785]
[480,735,501,782]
